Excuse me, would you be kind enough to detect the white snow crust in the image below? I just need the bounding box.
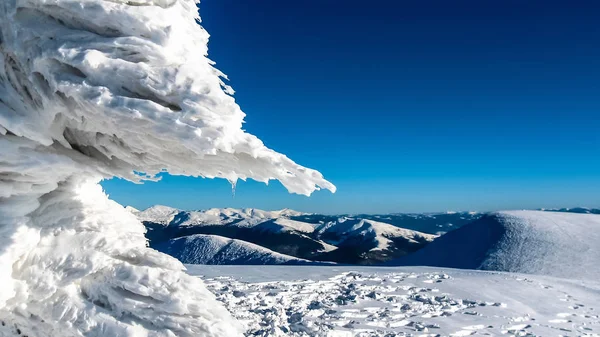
[189,265,600,336]
[0,0,333,336]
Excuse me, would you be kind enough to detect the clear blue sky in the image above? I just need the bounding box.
[102,0,600,214]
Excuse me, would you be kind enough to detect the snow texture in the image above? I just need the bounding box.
[394,211,600,280]
[189,265,600,336]
[0,0,333,336]
[155,234,311,265]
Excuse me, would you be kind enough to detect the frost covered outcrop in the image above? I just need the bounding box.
[0,0,334,336]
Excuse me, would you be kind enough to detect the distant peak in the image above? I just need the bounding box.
[143,205,179,212]
[124,206,140,213]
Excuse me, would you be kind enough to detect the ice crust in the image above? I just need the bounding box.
[0,0,333,336]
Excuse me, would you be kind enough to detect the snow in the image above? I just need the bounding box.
[261,218,316,234]
[0,179,241,337]
[316,218,437,251]
[155,234,311,265]
[394,210,600,280]
[139,207,434,263]
[124,205,140,213]
[0,0,335,196]
[135,204,180,224]
[187,265,600,336]
[140,207,310,228]
[0,0,333,336]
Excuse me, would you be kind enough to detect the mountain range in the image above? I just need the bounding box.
[393,210,600,280]
[132,206,481,265]
[133,206,600,278]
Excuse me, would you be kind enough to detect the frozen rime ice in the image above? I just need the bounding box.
[0,0,334,336]
[0,0,335,194]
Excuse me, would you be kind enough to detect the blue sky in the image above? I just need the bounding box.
[102,0,600,214]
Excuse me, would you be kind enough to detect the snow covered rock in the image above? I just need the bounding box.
[0,0,333,336]
[155,234,312,265]
[394,211,600,280]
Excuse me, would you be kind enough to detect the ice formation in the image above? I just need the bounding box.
[0,0,334,336]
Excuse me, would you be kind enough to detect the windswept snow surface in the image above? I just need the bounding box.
[155,234,311,265]
[189,265,600,336]
[0,0,333,336]
[394,211,600,280]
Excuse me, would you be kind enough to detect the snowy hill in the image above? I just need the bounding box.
[155,234,311,265]
[394,210,600,280]
[314,217,436,264]
[138,207,441,264]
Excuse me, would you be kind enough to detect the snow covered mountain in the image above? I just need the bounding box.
[290,211,482,235]
[313,217,436,264]
[135,206,444,264]
[154,234,311,265]
[135,206,306,228]
[394,210,600,280]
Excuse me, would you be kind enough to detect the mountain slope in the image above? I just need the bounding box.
[314,218,436,264]
[292,211,481,235]
[316,218,435,250]
[155,234,311,265]
[393,210,600,280]
[190,265,600,337]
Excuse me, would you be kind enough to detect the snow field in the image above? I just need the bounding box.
[190,266,600,337]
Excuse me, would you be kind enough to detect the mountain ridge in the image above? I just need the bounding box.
[392,210,600,280]
[134,206,465,265]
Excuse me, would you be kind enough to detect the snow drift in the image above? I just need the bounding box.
[394,211,600,280]
[0,0,333,336]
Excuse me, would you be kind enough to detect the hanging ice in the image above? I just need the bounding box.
[0,0,335,336]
